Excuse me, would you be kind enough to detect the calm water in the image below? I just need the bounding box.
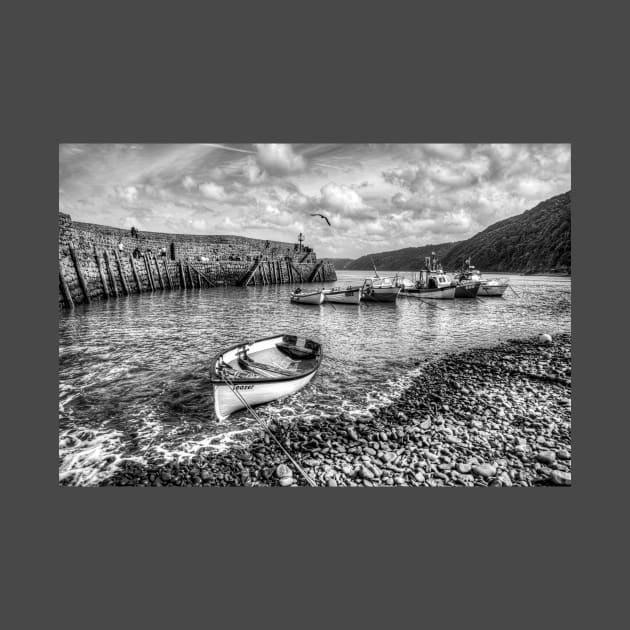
[59,270,571,485]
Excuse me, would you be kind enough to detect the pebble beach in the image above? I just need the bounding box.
[102,332,572,487]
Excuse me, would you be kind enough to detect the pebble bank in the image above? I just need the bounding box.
[99,333,572,487]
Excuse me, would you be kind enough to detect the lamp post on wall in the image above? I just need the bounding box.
[298,232,304,254]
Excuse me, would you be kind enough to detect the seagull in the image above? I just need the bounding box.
[310,213,331,226]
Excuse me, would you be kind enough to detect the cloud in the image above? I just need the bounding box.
[320,182,365,213]
[114,186,139,203]
[182,175,197,190]
[199,182,226,200]
[255,144,305,175]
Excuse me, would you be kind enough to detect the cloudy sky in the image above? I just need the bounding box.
[59,143,571,259]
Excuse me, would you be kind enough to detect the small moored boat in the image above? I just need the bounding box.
[322,286,362,304]
[210,334,323,420]
[290,288,324,305]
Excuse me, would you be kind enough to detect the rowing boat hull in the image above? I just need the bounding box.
[323,288,362,304]
[478,283,508,297]
[213,370,317,420]
[401,286,456,299]
[291,291,324,305]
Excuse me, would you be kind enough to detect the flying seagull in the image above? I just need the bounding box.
[310,213,331,226]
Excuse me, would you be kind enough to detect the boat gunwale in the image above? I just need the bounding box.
[209,333,323,385]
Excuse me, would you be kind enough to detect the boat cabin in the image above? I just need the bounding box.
[414,269,452,290]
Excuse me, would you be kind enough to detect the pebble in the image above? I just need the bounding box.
[276,464,293,479]
[472,463,496,478]
[457,463,472,474]
[360,466,375,480]
[414,471,425,483]
[279,477,295,487]
[556,449,571,460]
[536,451,556,465]
[549,470,571,486]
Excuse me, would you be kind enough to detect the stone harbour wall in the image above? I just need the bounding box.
[58,212,336,307]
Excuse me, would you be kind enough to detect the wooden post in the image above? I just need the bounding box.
[129,254,142,292]
[103,250,119,297]
[113,248,130,295]
[68,242,91,303]
[277,260,282,283]
[153,254,165,289]
[93,245,110,297]
[59,262,74,309]
[186,262,195,288]
[144,254,155,291]
[162,258,173,289]
[286,260,293,284]
[179,260,187,289]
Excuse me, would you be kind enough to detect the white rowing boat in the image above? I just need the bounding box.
[210,334,323,420]
[322,286,362,304]
[290,288,324,305]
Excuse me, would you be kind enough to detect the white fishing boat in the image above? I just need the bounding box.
[478,278,509,297]
[455,258,509,297]
[399,254,456,299]
[322,286,362,304]
[210,334,323,420]
[290,288,324,305]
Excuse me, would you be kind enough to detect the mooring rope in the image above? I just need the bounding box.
[220,373,317,487]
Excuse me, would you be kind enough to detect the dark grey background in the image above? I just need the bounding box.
[7,0,620,627]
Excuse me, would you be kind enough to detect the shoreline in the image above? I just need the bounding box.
[100,332,571,487]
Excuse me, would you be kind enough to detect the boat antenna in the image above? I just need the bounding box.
[370,256,380,278]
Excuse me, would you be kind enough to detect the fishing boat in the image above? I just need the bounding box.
[290,288,324,305]
[210,334,323,420]
[322,286,362,304]
[399,254,456,299]
[478,278,509,297]
[350,276,401,302]
[455,258,508,297]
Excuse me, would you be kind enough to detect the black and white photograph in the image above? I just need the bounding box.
[58,143,571,487]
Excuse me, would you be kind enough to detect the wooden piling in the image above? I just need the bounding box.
[103,250,119,297]
[93,245,110,297]
[129,254,142,292]
[68,242,91,303]
[186,262,195,288]
[192,266,216,287]
[59,262,74,309]
[276,260,282,283]
[153,254,165,289]
[162,258,173,289]
[113,248,130,295]
[179,260,187,289]
[144,254,155,291]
